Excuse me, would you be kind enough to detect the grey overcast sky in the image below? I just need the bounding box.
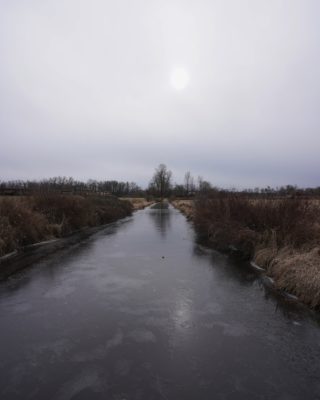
[1,0,320,188]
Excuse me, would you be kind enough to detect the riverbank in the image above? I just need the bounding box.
[172,197,320,309]
[120,197,154,210]
[0,194,133,258]
[171,199,194,219]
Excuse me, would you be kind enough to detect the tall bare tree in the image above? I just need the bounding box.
[149,164,172,199]
[184,171,194,196]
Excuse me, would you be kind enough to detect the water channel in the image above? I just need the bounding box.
[0,204,320,399]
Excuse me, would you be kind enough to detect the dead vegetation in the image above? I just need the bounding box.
[120,197,154,210]
[182,194,320,308]
[267,247,320,308]
[171,200,194,219]
[0,194,132,257]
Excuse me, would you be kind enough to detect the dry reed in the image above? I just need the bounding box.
[0,194,132,257]
[193,194,320,307]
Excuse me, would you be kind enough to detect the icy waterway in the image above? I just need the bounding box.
[0,204,320,399]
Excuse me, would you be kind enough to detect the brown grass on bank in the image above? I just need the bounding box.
[268,247,320,308]
[171,200,194,219]
[193,194,320,308]
[0,195,132,257]
[120,197,154,210]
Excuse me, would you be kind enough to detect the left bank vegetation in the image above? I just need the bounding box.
[0,193,133,257]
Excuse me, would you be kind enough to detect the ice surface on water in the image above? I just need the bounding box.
[0,206,320,399]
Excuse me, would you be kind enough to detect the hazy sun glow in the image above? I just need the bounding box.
[171,67,190,90]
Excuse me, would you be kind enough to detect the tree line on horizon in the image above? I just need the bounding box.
[1,164,319,198]
[0,177,143,197]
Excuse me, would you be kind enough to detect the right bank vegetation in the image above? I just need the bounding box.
[174,194,320,308]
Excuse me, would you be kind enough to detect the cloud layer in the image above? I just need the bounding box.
[1,0,319,187]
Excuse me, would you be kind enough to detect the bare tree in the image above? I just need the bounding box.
[197,176,211,193]
[149,164,172,199]
[184,171,194,196]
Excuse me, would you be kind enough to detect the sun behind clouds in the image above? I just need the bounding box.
[170,67,190,90]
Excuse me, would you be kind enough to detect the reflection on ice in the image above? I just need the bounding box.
[148,202,172,238]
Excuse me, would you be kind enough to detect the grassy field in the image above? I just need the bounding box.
[0,194,133,257]
[172,197,320,308]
